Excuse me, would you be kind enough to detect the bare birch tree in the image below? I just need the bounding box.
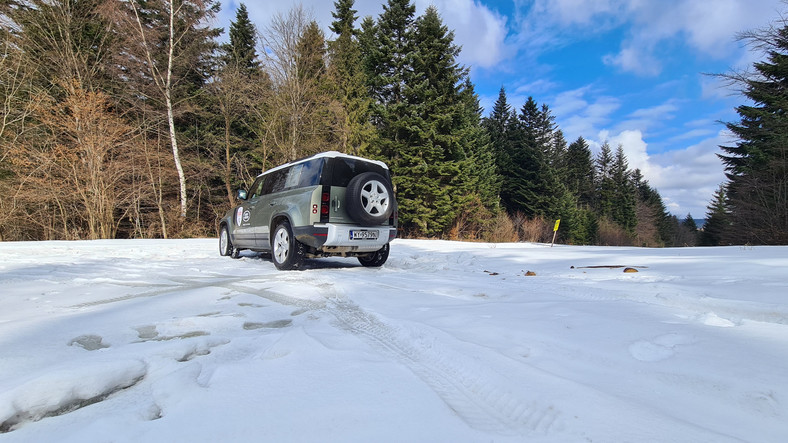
[120,0,191,217]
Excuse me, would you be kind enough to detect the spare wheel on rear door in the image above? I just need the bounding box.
[345,172,393,226]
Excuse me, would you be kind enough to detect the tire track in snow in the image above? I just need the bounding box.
[328,297,561,435]
[68,276,252,308]
[245,281,562,436]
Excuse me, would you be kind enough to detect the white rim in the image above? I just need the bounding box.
[220,229,229,254]
[360,180,390,215]
[273,227,289,264]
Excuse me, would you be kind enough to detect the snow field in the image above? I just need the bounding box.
[0,239,786,441]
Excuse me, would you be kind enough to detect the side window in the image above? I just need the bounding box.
[298,159,323,187]
[249,177,265,199]
[261,168,288,195]
[284,164,304,190]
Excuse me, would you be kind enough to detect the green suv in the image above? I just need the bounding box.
[218,152,398,270]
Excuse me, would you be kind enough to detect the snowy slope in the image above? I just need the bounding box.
[0,239,786,442]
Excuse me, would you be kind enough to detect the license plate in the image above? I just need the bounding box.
[350,230,379,240]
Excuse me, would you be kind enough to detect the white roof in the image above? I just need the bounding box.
[258,151,389,177]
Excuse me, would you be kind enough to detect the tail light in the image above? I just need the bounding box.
[320,186,330,222]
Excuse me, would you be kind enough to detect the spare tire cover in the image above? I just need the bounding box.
[345,172,394,226]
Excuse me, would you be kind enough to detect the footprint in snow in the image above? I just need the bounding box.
[628,333,695,362]
[68,334,110,351]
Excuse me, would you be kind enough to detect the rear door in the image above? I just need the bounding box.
[322,157,392,224]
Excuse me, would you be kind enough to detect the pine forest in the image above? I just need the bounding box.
[1,0,785,245]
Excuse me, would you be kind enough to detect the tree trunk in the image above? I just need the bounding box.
[166,3,187,218]
[224,113,234,204]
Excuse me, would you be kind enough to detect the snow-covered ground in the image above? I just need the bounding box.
[0,239,786,442]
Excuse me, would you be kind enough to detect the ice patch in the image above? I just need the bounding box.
[243,319,292,330]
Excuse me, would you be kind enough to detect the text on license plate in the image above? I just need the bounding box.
[350,230,379,240]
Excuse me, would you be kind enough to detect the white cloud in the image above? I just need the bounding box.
[424,0,510,68]
[217,0,509,69]
[517,0,785,76]
[605,129,654,176]
[603,44,662,76]
[571,119,728,217]
[622,130,729,218]
[551,86,621,142]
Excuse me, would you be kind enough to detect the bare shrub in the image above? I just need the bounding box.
[482,212,519,243]
[597,217,633,246]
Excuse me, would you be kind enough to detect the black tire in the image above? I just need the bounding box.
[271,221,304,270]
[219,225,233,257]
[358,243,390,268]
[346,172,393,226]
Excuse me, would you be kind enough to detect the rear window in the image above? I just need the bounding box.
[321,157,389,187]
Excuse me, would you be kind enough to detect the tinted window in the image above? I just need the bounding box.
[284,164,303,189]
[261,169,288,195]
[321,158,389,187]
[297,159,323,188]
[249,177,265,199]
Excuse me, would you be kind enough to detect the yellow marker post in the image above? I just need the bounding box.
[551,219,560,247]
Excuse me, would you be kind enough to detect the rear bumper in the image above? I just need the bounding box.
[294,223,397,252]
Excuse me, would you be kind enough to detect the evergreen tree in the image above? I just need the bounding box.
[611,145,637,232]
[327,0,375,154]
[719,21,788,244]
[482,87,517,211]
[10,0,116,95]
[550,129,568,176]
[699,185,731,246]
[224,3,258,74]
[595,142,616,218]
[682,213,698,232]
[362,0,416,162]
[505,97,549,216]
[392,5,473,236]
[297,21,327,81]
[368,0,415,107]
[564,136,595,207]
[632,168,672,246]
[457,77,500,215]
[504,96,576,239]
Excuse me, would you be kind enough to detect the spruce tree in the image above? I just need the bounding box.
[369,0,415,107]
[595,142,616,219]
[225,3,259,74]
[632,168,671,245]
[482,87,517,211]
[327,0,375,154]
[719,21,788,244]
[392,5,472,236]
[504,96,576,240]
[457,78,501,216]
[565,136,595,207]
[363,0,416,161]
[682,213,698,232]
[699,185,731,246]
[297,21,327,81]
[611,145,637,232]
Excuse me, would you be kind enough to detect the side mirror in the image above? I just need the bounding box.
[237,189,248,200]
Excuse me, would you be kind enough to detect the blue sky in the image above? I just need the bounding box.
[217,0,786,218]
